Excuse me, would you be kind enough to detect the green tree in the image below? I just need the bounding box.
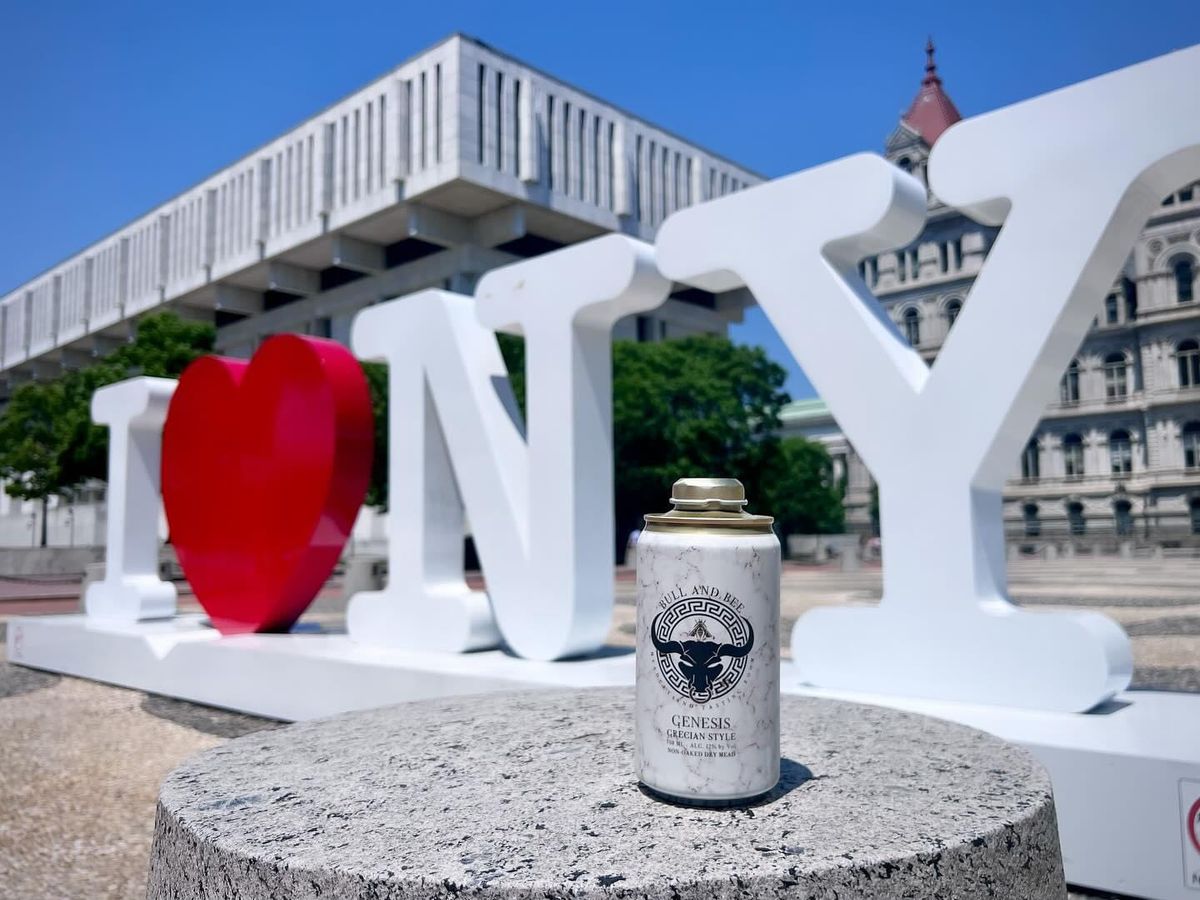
[0,379,69,546]
[758,436,845,539]
[0,312,214,545]
[611,336,790,548]
[343,331,845,554]
[362,362,389,509]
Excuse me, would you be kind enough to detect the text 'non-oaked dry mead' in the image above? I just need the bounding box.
[635,477,781,805]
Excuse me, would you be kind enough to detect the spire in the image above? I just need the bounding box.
[901,37,962,146]
[923,36,939,85]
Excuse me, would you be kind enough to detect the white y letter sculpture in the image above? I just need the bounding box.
[349,235,669,660]
[658,45,1200,712]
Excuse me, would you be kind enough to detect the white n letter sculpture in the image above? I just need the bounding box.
[349,235,669,660]
[658,46,1200,711]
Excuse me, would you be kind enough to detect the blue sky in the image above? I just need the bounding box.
[3,1,1199,399]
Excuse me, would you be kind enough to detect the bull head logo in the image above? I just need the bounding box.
[651,611,754,703]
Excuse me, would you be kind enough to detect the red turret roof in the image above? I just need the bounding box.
[901,38,961,146]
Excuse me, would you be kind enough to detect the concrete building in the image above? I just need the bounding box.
[0,33,759,384]
[0,34,763,548]
[783,41,1200,549]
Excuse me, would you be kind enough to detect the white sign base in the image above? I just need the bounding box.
[4,614,634,721]
[7,613,1199,900]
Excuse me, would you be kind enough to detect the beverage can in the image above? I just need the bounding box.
[635,477,781,805]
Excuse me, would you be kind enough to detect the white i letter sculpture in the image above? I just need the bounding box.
[84,377,178,623]
[658,45,1200,712]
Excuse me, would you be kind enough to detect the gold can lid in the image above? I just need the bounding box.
[644,477,773,531]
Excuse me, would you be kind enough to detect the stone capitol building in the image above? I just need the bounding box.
[783,41,1200,549]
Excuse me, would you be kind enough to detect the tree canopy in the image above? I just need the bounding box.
[429,332,842,549]
[0,313,214,544]
[0,313,844,552]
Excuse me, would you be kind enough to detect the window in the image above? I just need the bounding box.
[897,157,912,173]
[632,133,643,219]
[1175,256,1196,303]
[548,96,557,189]
[1063,434,1085,478]
[1104,352,1128,399]
[495,71,504,171]
[1021,439,1040,480]
[1184,421,1200,469]
[896,250,907,283]
[476,66,486,164]
[1179,340,1200,388]
[1191,498,1200,535]
[1067,501,1086,536]
[1060,359,1081,404]
[1124,277,1138,321]
[945,298,962,329]
[1023,503,1041,537]
[1183,186,1195,203]
[513,80,520,175]
[1109,429,1132,475]
[636,315,653,342]
[1114,500,1134,536]
[1105,294,1119,324]
[902,307,920,346]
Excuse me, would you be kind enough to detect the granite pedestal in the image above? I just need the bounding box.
[147,689,1065,900]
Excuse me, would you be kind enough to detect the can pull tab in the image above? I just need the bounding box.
[669,478,749,513]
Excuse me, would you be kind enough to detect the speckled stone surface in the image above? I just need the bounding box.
[147,689,1065,900]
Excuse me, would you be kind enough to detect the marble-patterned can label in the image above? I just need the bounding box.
[635,479,780,805]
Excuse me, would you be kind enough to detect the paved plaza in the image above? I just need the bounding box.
[613,556,1200,691]
[0,556,1196,897]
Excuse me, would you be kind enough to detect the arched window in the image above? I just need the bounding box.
[1023,503,1041,537]
[902,306,920,346]
[1060,359,1081,404]
[1175,256,1196,303]
[897,157,912,173]
[1114,499,1134,536]
[1067,501,1086,536]
[1178,340,1200,388]
[1104,352,1128,399]
[1183,421,1200,470]
[945,298,962,329]
[1021,439,1040,480]
[1063,434,1085,478]
[1109,429,1132,475]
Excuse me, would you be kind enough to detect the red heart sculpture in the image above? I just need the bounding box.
[161,334,373,634]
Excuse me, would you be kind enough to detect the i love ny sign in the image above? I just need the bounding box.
[83,45,1200,712]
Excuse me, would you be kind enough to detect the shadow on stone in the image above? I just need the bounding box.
[140,694,284,738]
[1129,666,1200,694]
[1125,615,1200,636]
[0,661,60,699]
[637,757,814,809]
